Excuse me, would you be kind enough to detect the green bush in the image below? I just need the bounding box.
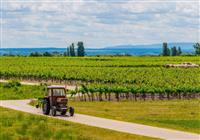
[3,80,21,88]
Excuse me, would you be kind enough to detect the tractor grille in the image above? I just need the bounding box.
[57,98,67,103]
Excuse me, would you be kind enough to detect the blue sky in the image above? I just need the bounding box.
[1,0,199,48]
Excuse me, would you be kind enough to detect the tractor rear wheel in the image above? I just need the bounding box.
[69,107,74,116]
[42,99,50,115]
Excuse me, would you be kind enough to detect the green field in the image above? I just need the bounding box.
[1,56,200,96]
[71,100,200,134]
[1,82,199,134]
[0,56,200,138]
[0,107,159,140]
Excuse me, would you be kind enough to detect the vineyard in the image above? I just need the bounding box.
[0,56,200,101]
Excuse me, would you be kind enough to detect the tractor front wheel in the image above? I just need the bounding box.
[69,107,74,116]
[42,99,50,115]
[51,108,56,116]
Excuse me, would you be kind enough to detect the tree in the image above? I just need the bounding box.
[171,46,177,56]
[66,46,70,56]
[52,51,60,56]
[162,42,170,56]
[167,48,170,56]
[177,46,182,56]
[30,52,42,57]
[64,46,70,56]
[69,43,76,56]
[63,52,67,56]
[77,41,85,57]
[193,42,200,55]
[43,52,52,56]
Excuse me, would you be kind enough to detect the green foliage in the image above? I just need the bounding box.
[171,46,177,56]
[163,43,183,56]
[170,46,182,56]
[69,43,76,56]
[162,42,170,56]
[30,52,43,57]
[0,56,200,94]
[0,83,44,100]
[193,42,200,55]
[66,42,85,57]
[77,41,85,57]
[177,47,182,56]
[43,52,52,56]
[30,52,62,57]
[66,47,70,56]
[3,80,21,88]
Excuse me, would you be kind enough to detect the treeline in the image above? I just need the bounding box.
[162,42,200,56]
[3,52,63,57]
[162,42,182,56]
[64,41,85,57]
[193,42,200,55]
[28,41,85,57]
[2,42,200,57]
[30,51,62,57]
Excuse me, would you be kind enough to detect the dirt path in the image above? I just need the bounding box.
[0,79,77,90]
[0,100,199,140]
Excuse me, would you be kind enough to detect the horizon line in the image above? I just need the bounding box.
[0,42,196,49]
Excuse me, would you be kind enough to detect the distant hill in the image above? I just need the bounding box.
[0,42,195,56]
[103,42,195,50]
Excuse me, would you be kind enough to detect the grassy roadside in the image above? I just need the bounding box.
[70,100,200,134]
[0,107,159,140]
[0,82,44,100]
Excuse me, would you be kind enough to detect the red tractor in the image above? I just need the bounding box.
[36,85,74,116]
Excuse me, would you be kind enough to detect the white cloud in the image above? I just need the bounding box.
[1,0,199,48]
